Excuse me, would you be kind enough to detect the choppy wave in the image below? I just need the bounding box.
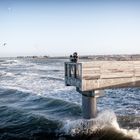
[0,87,139,140]
[0,58,140,139]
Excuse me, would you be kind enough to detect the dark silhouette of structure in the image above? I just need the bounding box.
[69,52,78,63]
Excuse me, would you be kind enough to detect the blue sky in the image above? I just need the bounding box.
[0,0,140,57]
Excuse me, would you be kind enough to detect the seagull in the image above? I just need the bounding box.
[3,43,7,46]
[0,43,7,47]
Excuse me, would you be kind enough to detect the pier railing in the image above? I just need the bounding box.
[65,62,82,87]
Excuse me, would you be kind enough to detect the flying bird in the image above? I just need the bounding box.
[0,43,7,47]
[3,43,7,46]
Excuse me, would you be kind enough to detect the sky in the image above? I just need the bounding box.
[0,0,140,57]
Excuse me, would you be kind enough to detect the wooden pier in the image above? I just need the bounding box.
[65,61,140,119]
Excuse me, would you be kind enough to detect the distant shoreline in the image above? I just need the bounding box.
[1,54,140,61]
[17,54,140,61]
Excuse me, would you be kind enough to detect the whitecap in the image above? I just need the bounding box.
[62,110,140,140]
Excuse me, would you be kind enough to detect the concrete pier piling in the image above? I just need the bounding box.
[77,89,104,119]
[82,94,97,119]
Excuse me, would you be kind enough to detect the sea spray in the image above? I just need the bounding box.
[62,110,119,135]
[120,128,140,140]
[62,110,140,140]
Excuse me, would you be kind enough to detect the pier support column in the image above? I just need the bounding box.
[82,95,97,119]
[78,90,104,119]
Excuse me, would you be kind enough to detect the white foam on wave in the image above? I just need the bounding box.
[0,71,15,77]
[120,128,140,140]
[6,72,15,77]
[0,85,32,94]
[62,110,119,135]
[1,59,20,66]
[62,110,140,139]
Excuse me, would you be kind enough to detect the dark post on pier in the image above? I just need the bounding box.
[65,61,140,119]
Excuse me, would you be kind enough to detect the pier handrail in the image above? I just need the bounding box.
[65,62,82,79]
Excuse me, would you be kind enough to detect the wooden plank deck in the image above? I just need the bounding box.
[65,61,140,91]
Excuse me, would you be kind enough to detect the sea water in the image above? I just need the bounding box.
[0,58,139,140]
